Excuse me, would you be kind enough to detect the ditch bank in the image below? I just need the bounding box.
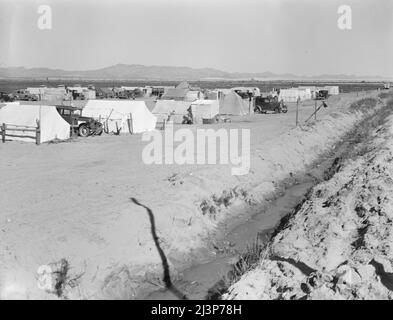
[223,97,393,300]
[134,93,390,300]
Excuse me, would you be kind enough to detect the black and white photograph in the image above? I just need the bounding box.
[0,0,393,306]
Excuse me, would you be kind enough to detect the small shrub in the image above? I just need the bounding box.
[349,98,377,112]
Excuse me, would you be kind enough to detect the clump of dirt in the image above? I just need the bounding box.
[199,187,251,219]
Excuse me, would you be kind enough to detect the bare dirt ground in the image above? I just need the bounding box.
[0,90,384,299]
[224,94,393,300]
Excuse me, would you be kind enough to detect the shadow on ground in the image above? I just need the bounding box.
[131,197,188,300]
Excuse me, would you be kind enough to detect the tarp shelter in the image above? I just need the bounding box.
[279,88,311,102]
[152,100,192,123]
[190,100,219,124]
[298,86,318,99]
[185,90,202,101]
[0,102,70,143]
[81,89,96,100]
[26,87,46,96]
[82,100,156,134]
[322,86,340,95]
[205,90,219,100]
[219,91,249,115]
[42,88,68,101]
[161,88,189,100]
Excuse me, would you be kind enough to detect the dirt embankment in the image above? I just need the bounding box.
[224,96,393,300]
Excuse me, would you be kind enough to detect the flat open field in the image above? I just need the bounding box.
[0,79,385,94]
[0,90,386,299]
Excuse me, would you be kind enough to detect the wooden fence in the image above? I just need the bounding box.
[0,120,41,145]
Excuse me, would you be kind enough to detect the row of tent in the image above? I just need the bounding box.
[26,86,96,101]
[278,86,340,102]
[152,91,252,123]
[0,91,251,143]
[0,100,157,143]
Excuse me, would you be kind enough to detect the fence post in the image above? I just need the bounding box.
[36,120,40,145]
[1,123,5,143]
[295,98,299,126]
[128,113,133,134]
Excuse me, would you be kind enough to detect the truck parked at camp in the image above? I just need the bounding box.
[254,96,288,114]
[315,89,329,100]
[0,91,14,102]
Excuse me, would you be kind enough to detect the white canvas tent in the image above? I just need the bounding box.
[82,100,156,134]
[185,90,202,101]
[322,86,340,95]
[219,91,249,115]
[0,102,70,143]
[298,86,318,99]
[190,100,219,124]
[152,100,192,123]
[279,88,311,102]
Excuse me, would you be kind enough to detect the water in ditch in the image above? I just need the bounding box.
[140,102,391,300]
[141,175,318,300]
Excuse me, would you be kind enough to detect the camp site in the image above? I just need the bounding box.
[1,0,393,304]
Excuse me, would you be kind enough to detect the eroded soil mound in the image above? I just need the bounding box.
[225,101,393,300]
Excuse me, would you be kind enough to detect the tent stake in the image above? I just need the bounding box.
[1,123,6,143]
[36,120,41,145]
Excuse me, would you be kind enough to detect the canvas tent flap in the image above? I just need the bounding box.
[161,88,189,100]
[185,91,202,101]
[152,100,192,123]
[190,100,219,123]
[82,100,156,134]
[279,87,314,102]
[0,103,70,143]
[219,91,248,116]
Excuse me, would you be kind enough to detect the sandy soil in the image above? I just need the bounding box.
[224,94,393,300]
[0,91,383,299]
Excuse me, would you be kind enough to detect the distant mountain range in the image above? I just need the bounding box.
[0,64,388,81]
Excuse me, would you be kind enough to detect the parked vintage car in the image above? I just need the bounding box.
[0,91,14,102]
[315,90,329,100]
[254,96,288,114]
[11,89,38,101]
[56,106,103,137]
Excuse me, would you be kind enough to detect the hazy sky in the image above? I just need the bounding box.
[0,0,392,77]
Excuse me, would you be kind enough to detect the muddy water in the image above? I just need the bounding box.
[142,178,316,300]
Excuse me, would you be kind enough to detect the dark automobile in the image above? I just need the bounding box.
[11,89,38,101]
[56,106,103,137]
[0,91,14,102]
[254,96,288,114]
[315,90,329,100]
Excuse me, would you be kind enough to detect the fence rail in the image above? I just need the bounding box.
[0,121,41,145]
